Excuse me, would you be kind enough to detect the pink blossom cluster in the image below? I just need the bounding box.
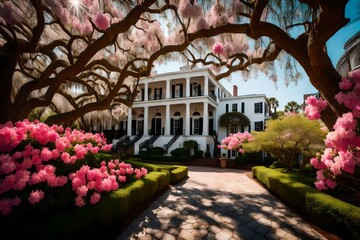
[70,160,147,207]
[307,69,360,191]
[213,42,224,56]
[305,96,328,120]
[219,132,253,153]
[0,120,146,215]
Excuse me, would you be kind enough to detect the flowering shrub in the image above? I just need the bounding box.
[304,96,328,120]
[0,120,147,215]
[306,69,360,194]
[218,132,253,153]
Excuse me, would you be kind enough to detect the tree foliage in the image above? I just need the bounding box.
[243,114,327,171]
[0,0,352,129]
[219,112,250,132]
[284,101,301,113]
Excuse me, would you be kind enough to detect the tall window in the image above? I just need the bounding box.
[193,83,198,96]
[193,119,200,134]
[155,88,161,100]
[254,121,263,131]
[175,84,180,98]
[241,102,245,113]
[254,102,263,113]
[232,103,238,112]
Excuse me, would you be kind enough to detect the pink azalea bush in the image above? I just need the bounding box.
[0,120,147,215]
[305,69,360,192]
[218,132,253,153]
[305,96,328,120]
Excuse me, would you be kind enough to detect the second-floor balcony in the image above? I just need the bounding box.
[134,90,219,102]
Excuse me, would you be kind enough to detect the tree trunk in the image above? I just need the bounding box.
[0,43,18,123]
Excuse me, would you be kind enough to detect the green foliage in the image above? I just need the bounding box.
[235,155,248,165]
[252,167,360,239]
[170,147,190,158]
[263,157,277,166]
[147,147,165,155]
[204,151,211,157]
[183,140,199,152]
[195,150,204,157]
[219,112,250,130]
[270,160,287,169]
[244,115,326,171]
[170,166,188,184]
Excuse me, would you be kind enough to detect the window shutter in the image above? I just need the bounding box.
[131,120,136,135]
[226,104,229,113]
[198,84,201,96]
[190,83,193,97]
[179,118,183,135]
[170,118,174,135]
[199,118,203,135]
[159,88,162,99]
[180,84,183,97]
[151,118,155,135]
[172,85,175,98]
[241,102,245,113]
[260,102,263,113]
[248,123,251,132]
[190,118,193,135]
[141,89,145,101]
[260,121,264,131]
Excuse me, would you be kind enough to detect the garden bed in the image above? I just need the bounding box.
[252,166,360,240]
[2,162,188,239]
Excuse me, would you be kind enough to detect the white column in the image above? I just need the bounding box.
[143,107,149,136]
[127,108,132,136]
[185,103,190,135]
[204,77,209,96]
[166,80,170,99]
[214,109,218,133]
[203,102,209,135]
[165,104,170,135]
[144,82,149,101]
[186,77,190,97]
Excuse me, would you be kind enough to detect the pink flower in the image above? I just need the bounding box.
[28,190,45,205]
[94,13,110,30]
[314,180,328,191]
[41,147,53,161]
[75,196,85,207]
[213,42,224,55]
[90,192,101,205]
[76,185,89,197]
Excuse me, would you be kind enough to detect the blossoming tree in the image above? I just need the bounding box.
[305,69,360,200]
[0,0,352,129]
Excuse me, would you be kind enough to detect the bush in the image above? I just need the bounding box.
[170,166,188,184]
[147,147,165,155]
[235,155,248,165]
[270,160,287,168]
[204,151,211,157]
[183,140,198,152]
[252,166,360,239]
[264,157,276,166]
[246,151,263,164]
[195,150,204,157]
[170,148,190,158]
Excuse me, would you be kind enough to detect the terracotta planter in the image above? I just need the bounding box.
[219,158,228,168]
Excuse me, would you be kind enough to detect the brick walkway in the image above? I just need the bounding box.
[117,166,326,240]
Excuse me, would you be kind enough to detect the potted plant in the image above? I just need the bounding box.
[219,152,228,168]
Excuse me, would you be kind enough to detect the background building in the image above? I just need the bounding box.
[113,67,269,158]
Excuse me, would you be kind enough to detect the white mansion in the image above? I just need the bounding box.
[114,67,269,158]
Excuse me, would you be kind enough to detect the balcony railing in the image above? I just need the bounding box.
[134,90,219,102]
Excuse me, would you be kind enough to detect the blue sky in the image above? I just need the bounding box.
[155,1,360,110]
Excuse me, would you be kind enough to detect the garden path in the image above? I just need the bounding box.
[117,166,327,240]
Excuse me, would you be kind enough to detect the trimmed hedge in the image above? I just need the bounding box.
[126,159,188,185]
[252,166,360,239]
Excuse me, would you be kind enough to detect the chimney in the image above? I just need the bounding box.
[233,85,238,97]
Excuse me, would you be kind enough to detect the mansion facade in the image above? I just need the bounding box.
[113,67,269,158]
